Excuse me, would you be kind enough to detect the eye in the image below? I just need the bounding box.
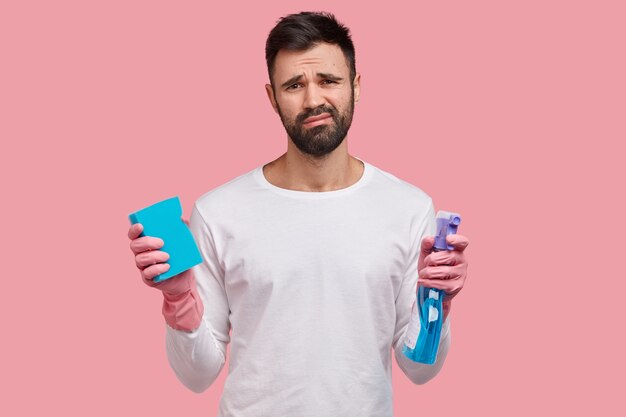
[322,79,337,85]
[286,83,301,90]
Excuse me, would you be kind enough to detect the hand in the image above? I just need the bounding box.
[127,220,194,297]
[417,234,469,320]
[127,219,204,331]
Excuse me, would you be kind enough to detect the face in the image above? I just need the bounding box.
[266,42,361,158]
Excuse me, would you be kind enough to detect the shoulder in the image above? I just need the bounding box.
[193,166,258,219]
[366,160,433,211]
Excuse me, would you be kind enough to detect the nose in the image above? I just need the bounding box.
[303,83,325,110]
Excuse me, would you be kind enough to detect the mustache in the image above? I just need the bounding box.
[296,106,337,124]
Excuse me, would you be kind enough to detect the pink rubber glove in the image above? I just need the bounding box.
[128,221,204,332]
[417,234,470,320]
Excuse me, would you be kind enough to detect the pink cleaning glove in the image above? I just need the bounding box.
[417,234,470,320]
[128,221,204,332]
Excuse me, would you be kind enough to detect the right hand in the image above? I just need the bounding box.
[128,221,194,296]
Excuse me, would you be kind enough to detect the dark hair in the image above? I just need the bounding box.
[265,11,356,87]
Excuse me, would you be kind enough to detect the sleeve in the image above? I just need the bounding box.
[164,203,231,393]
[391,198,452,385]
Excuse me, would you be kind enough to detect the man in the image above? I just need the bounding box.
[128,11,469,416]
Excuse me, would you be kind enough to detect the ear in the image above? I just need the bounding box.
[353,72,361,104]
[265,83,279,114]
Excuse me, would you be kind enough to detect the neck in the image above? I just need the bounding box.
[263,141,364,192]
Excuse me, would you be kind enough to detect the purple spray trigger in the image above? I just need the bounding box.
[433,210,462,251]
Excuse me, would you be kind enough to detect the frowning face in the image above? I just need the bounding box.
[266,42,360,158]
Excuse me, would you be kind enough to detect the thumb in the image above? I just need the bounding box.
[420,236,435,255]
[418,236,435,270]
[182,218,189,226]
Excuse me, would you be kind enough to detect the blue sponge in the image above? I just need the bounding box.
[128,196,203,283]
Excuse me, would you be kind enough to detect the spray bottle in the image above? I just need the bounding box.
[402,210,461,364]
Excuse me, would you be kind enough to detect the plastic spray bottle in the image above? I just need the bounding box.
[402,210,462,364]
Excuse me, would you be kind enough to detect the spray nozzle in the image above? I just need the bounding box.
[434,210,462,251]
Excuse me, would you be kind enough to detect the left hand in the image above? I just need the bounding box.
[417,234,469,320]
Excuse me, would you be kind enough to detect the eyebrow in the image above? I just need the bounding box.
[280,72,344,89]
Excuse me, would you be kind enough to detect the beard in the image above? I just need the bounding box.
[276,88,355,158]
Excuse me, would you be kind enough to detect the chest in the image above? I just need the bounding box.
[219,204,409,310]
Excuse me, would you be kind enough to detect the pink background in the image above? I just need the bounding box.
[2,0,624,415]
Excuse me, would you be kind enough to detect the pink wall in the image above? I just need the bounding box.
[2,1,624,415]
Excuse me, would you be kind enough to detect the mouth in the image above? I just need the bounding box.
[303,113,332,126]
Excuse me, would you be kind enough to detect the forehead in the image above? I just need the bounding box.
[273,42,350,82]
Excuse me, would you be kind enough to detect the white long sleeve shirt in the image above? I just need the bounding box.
[165,157,451,417]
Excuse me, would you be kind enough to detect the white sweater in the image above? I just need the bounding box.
[165,157,451,417]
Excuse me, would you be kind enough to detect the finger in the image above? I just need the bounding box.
[141,263,171,282]
[135,250,170,270]
[129,235,165,255]
[419,265,456,280]
[417,277,450,292]
[182,218,189,226]
[418,277,462,298]
[424,251,459,267]
[446,234,469,252]
[128,223,143,240]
